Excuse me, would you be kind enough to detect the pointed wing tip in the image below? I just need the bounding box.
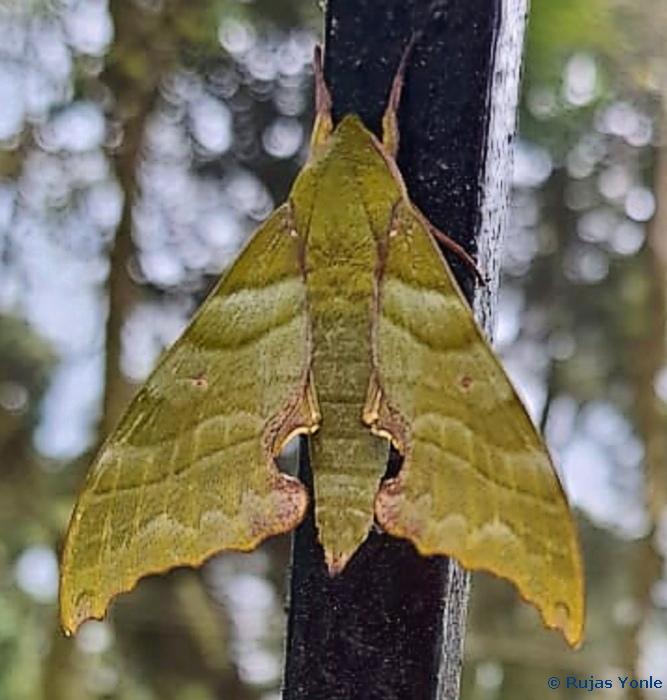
[550,601,585,649]
[59,590,109,637]
[374,479,587,647]
[58,485,310,638]
[60,613,97,638]
[547,615,584,649]
[566,629,584,649]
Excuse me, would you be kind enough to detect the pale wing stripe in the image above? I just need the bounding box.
[117,408,260,454]
[380,292,477,354]
[413,432,560,507]
[185,282,304,351]
[90,439,257,498]
[181,304,304,354]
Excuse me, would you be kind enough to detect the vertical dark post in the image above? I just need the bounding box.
[283,1,527,699]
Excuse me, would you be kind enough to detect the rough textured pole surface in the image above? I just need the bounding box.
[283,2,527,699]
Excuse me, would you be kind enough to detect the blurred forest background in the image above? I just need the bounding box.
[0,0,666,698]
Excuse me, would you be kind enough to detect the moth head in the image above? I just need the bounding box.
[309,114,387,176]
[334,114,368,139]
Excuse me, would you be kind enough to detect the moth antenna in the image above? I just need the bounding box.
[310,44,334,151]
[429,224,486,286]
[381,34,418,158]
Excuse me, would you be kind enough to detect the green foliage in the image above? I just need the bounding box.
[526,0,616,84]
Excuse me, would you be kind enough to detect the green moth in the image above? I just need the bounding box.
[60,45,584,647]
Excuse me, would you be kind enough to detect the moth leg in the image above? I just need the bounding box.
[381,36,417,158]
[411,205,486,286]
[309,45,334,151]
[379,39,485,286]
[429,225,485,285]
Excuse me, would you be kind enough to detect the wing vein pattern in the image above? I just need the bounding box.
[60,204,315,634]
[372,201,584,646]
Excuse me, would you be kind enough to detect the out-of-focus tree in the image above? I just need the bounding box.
[0,0,318,698]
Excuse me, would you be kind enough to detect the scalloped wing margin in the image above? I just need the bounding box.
[60,204,317,634]
[368,201,584,647]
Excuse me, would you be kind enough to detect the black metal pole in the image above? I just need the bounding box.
[283,2,517,698]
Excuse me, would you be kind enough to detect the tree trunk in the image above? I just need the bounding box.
[283,1,528,699]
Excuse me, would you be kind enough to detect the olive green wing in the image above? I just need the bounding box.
[366,201,584,647]
[61,204,317,635]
